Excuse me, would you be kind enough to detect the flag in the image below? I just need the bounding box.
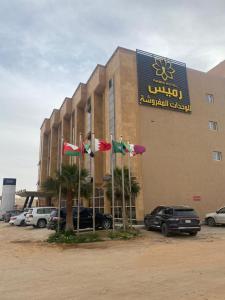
[95,139,111,152]
[134,144,146,155]
[83,143,94,157]
[126,143,136,157]
[112,140,126,154]
[63,142,80,156]
[124,142,146,156]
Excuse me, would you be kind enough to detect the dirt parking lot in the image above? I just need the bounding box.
[1,223,225,300]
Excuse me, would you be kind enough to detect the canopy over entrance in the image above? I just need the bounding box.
[16,190,53,210]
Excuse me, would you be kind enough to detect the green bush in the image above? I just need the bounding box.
[47,231,102,244]
[108,229,140,240]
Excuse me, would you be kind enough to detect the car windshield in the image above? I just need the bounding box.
[27,209,33,214]
[174,209,198,217]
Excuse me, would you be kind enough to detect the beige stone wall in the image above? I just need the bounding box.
[38,47,225,221]
[139,67,225,219]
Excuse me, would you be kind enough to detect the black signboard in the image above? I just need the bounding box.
[3,178,16,185]
[136,50,191,113]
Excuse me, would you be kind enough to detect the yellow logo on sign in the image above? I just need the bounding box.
[152,58,175,81]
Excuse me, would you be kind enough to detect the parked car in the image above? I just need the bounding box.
[3,210,22,222]
[25,207,56,228]
[144,205,201,236]
[9,209,30,226]
[205,207,225,226]
[48,207,112,231]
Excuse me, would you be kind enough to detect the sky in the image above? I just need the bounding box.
[1,0,225,194]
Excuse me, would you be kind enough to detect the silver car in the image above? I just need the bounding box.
[205,207,225,226]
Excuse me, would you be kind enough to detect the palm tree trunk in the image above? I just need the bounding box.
[66,190,74,231]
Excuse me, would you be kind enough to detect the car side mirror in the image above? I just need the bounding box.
[216,210,219,214]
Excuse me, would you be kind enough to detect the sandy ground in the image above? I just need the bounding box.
[1,223,225,300]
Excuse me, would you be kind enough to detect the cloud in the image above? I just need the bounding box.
[1,0,225,192]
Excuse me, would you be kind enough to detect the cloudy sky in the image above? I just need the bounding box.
[1,0,225,193]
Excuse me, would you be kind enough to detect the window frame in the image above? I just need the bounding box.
[208,120,218,131]
[206,94,214,104]
[212,151,222,161]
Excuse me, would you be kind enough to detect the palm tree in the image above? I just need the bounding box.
[105,167,140,228]
[42,164,91,231]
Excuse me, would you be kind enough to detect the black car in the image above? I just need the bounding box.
[48,207,112,231]
[144,205,201,236]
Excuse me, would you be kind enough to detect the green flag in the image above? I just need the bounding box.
[112,140,126,154]
[122,142,132,153]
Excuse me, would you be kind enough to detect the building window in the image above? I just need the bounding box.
[208,121,218,131]
[206,94,214,104]
[109,79,113,89]
[85,97,92,173]
[89,188,104,214]
[109,78,115,137]
[86,97,91,114]
[212,151,222,161]
[113,195,136,221]
[109,77,115,168]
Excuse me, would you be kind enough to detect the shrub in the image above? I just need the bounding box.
[108,229,140,240]
[47,231,102,244]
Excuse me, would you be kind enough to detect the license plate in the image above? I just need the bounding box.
[185,220,191,223]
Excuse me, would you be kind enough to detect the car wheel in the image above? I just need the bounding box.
[161,223,170,237]
[37,219,47,228]
[189,232,197,236]
[207,217,216,227]
[144,220,151,230]
[102,219,112,230]
[145,225,153,231]
[20,220,25,226]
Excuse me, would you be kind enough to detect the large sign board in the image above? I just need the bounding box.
[1,178,16,215]
[136,50,191,113]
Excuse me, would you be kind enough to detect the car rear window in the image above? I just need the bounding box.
[174,209,198,217]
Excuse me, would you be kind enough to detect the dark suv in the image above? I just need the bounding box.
[48,207,112,231]
[144,206,201,236]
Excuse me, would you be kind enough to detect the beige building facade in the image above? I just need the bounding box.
[38,47,225,221]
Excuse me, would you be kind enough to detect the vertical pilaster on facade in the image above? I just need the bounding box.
[49,127,58,177]
[91,92,105,184]
[62,117,70,165]
[104,190,111,214]
[76,106,85,167]
[38,118,50,189]
[57,123,62,171]
[37,132,42,189]
[40,133,49,186]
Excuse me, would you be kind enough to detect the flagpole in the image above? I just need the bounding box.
[110,133,115,231]
[92,132,95,232]
[128,142,132,227]
[120,135,126,231]
[57,133,63,233]
[77,132,82,234]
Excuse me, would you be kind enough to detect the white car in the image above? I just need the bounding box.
[9,210,30,226]
[205,207,225,226]
[25,207,56,228]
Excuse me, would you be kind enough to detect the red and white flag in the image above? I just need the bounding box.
[94,139,111,152]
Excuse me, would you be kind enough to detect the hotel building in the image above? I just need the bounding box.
[38,47,225,222]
